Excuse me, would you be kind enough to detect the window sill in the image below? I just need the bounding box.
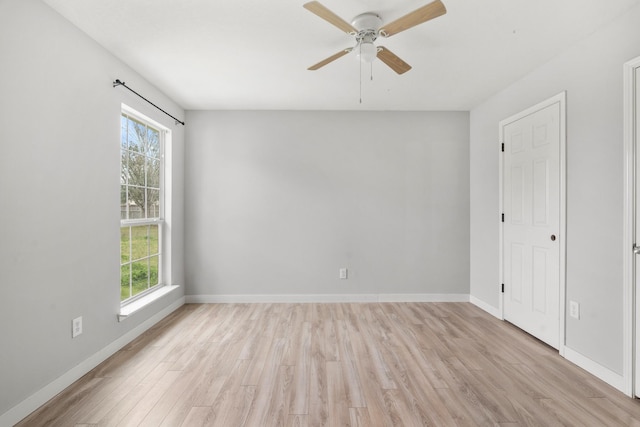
[118,285,180,322]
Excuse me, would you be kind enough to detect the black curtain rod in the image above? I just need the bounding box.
[113,79,185,126]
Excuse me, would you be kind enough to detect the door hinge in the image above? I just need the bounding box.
[501,283,504,293]
[501,213,504,223]
[501,142,504,152]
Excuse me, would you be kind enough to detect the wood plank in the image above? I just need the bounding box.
[348,407,372,427]
[113,370,182,427]
[326,361,350,427]
[243,337,287,426]
[335,319,365,407]
[211,385,256,427]
[240,309,279,386]
[179,406,211,426]
[159,353,249,426]
[286,414,308,427]
[308,321,329,427]
[288,321,311,414]
[343,308,395,426]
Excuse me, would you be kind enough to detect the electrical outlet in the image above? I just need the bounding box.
[72,316,83,338]
[569,301,580,320]
[339,268,348,279]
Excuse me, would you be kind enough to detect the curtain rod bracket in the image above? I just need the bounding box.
[112,78,184,126]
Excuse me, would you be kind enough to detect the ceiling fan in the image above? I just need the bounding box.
[303,0,447,75]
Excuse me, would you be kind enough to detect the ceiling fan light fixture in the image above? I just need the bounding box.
[357,41,377,63]
[303,1,447,73]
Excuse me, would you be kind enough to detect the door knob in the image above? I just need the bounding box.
[550,235,556,241]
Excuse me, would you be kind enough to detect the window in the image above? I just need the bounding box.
[120,109,165,303]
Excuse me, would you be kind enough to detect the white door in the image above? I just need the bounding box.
[622,57,640,397]
[633,65,640,396]
[502,96,563,349]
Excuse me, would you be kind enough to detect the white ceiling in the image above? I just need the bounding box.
[44,0,640,111]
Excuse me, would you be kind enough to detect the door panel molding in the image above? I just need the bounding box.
[499,91,566,355]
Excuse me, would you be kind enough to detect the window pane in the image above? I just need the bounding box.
[126,187,144,219]
[120,263,131,301]
[149,224,159,255]
[147,189,160,219]
[130,225,150,260]
[120,149,128,186]
[127,151,146,187]
[120,186,128,220]
[121,115,128,151]
[131,259,149,297]
[147,158,160,188]
[128,117,145,151]
[121,227,130,263]
[146,127,160,158]
[149,255,159,286]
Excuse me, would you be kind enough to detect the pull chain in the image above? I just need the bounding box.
[359,43,363,104]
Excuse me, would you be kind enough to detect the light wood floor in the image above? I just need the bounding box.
[17,302,640,426]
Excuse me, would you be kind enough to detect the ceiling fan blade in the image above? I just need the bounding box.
[379,0,446,37]
[377,47,412,74]
[303,1,357,34]
[308,48,352,70]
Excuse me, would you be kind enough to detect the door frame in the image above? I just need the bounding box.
[623,55,640,397]
[498,91,567,357]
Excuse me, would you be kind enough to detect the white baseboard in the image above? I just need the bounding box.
[185,293,470,304]
[1,297,185,427]
[563,346,626,393]
[186,294,377,303]
[470,295,502,318]
[378,293,469,302]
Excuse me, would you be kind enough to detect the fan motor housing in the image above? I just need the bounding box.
[351,12,382,32]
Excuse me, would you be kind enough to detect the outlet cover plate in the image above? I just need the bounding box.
[72,316,83,338]
[569,301,580,319]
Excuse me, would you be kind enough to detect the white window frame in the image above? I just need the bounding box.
[120,106,168,308]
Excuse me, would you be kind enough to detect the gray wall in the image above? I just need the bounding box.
[185,111,469,298]
[0,0,185,417]
[469,2,640,375]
